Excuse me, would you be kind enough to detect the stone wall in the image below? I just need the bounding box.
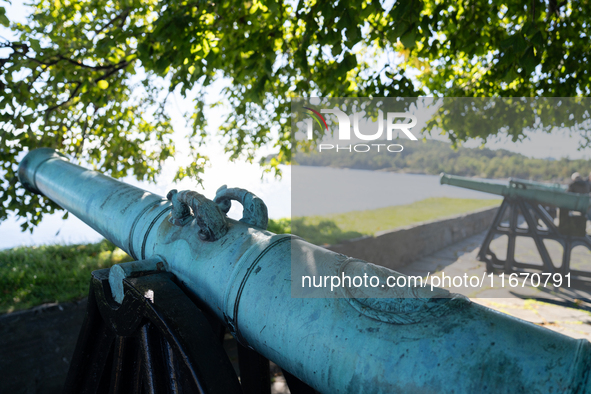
[326,206,498,271]
[0,300,87,394]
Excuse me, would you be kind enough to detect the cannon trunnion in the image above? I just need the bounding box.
[16,149,591,393]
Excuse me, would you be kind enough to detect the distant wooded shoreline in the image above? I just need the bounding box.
[294,140,590,182]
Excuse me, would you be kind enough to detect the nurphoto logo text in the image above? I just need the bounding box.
[304,106,418,153]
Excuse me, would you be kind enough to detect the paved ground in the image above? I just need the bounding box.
[398,231,591,340]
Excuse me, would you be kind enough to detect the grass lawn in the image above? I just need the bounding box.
[291,197,501,245]
[0,240,132,313]
[0,197,499,313]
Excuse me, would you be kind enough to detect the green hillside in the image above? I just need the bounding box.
[295,140,590,182]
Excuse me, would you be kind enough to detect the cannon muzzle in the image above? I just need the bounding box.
[441,173,590,212]
[18,149,591,393]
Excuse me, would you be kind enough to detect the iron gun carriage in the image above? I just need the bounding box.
[441,173,591,283]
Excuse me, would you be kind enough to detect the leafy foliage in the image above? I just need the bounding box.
[267,217,291,234]
[1,0,589,229]
[427,98,591,148]
[404,0,591,97]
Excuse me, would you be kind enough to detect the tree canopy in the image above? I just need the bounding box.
[1,0,589,229]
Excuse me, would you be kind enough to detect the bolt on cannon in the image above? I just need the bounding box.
[16,149,591,393]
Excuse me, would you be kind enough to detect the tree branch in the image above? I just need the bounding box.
[45,82,82,115]
[94,8,131,35]
[94,61,130,82]
[7,43,132,71]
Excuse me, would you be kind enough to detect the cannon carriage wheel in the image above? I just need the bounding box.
[64,268,317,394]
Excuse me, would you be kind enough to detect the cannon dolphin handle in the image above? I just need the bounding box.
[18,149,591,393]
[214,185,269,229]
[166,189,229,241]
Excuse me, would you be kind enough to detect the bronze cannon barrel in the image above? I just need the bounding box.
[441,173,590,212]
[18,148,591,393]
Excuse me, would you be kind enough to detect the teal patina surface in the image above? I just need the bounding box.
[18,148,591,393]
[441,173,590,212]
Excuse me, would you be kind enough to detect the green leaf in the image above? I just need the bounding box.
[400,29,417,49]
[503,67,519,84]
[500,35,517,49]
[2,0,591,234]
[519,47,538,75]
[0,6,9,27]
[522,21,538,38]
